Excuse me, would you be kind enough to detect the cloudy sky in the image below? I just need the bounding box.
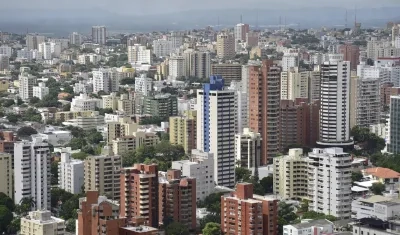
[4,0,399,14]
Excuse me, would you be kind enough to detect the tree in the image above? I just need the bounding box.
[17,126,38,137]
[7,218,20,234]
[0,205,13,233]
[71,152,89,160]
[371,182,385,195]
[60,195,79,220]
[22,108,42,122]
[165,222,189,235]
[96,107,113,116]
[62,103,71,111]
[86,130,103,144]
[68,138,87,150]
[122,151,136,167]
[299,199,309,213]
[200,214,221,230]
[66,218,76,232]
[2,99,14,107]
[6,114,19,123]
[235,167,252,182]
[352,171,363,183]
[120,77,135,85]
[29,97,40,104]
[278,202,298,234]
[0,193,14,211]
[260,176,273,193]
[202,222,221,235]
[51,162,59,185]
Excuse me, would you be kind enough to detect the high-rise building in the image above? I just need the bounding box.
[388,96,400,154]
[216,33,235,59]
[349,76,380,128]
[168,56,186,81]
[120,164,159,227]
[381,84,400,107]
[249,60,281,165]
[279,99,320,151]
[234,128,262,171]
[92,69,111,93]
[172,149,214,201]
[211,63,242,85]
[273,148,307,200]
[69,32,83,46]
[197,76,236,187]
[317,55,353,148]
[282,53,299,72]
[26,34,45,50]
[70,93,102,112]
[234,23,250,51]
[339,44,360,70]
[77,191,126,235]
[168,31,185,49]
[92,26,107,45]
[127,45,152,64]
[21,210,65,235]
[0,153,13,198]
[84,151,121,200]
[19,73,37,101]
[228,81,248,133]
[153,39,173,57]
[135,74,153,96]
[0,131,14,155]
[307,148,352,219]
[246,31,259,48]
[14,136,51,210]
[280,67,309,100]
[159,170,196,230]
[58,150,84,194]
[142,94,178,118]
[221,183,279,235]
[0,55,9,71]
[106,117,138,143]
[38,42,52,60]
[184,50,211,79]
[33,82,49,100]
[308,67,321,102]
[0,45,12,57]
[169,110,197,154]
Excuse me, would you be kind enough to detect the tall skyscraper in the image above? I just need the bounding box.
[169,110,197,154]
[197,76,236,187]
[280,67,309,100]
[14,136,51,210]
[234,23,250,51]
[307,148,352,219]
[339,44,360,70]
[0,153,13,198]
[69,32,83,46]
[216,33,235,59]
[317,54,353,148]
[127,44,152,64]
[183,50,211,79]
[249,60,281,165]
[58,150,84,194]
[388,95,400,154]
[26,34,45,50]
[120,164,159,227]
[19,73,37,101]
[0,55,9,71]
[234,128,262,172]
[91,26,107,45]
[168,56,186,80]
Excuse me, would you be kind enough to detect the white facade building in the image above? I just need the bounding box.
[0,45,12,57]
[317,54,353,146]
[169,56,186,81]
[58,150,84,194]
[21,210,65,235]
[38,42,52,60]
[234,128,261,172]
[77,54,102,65]
[19,73,37,101]
[280,67,309,100]
[70,93,102,112]
[153,39,173,57]
[62,115,105,131]
[283,219,334,235]
[282,53,299,72]
[38,130,73,147]
[228,81,248,132]
[351,195,400,220]
[69,32,83,46]
[307,148,352,219]
[33,82,49,100]
[171,149,215,201]
[127,44,152,64]
[73,81,93,94]
[135,75,153,96]
[92,69,111,93]
[14,136,51,210]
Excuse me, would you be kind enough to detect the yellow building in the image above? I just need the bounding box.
[20,210,65,235]
[273,148,308,200]
[117,94,134,115]
[107,117,138,143]
[169,110,197,154]
[54,110,98,122]
[111,131,160,155]
[157,60,169,80]
[0,153,13,198]
[0,80,9,91]
[13,80,20,88]
[102,93,119,110]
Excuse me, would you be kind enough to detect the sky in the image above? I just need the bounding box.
[4,0,400,15]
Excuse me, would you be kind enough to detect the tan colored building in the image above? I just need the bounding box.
[280,67,309,101]
[107,117,138,143]
[54,110,98,122]
[120,164,159,227]
[102,93,119,110]
[211,63,242,85]
[21,210,65,235]
[169,110,197,154]
[111,131,160,155]
[273,148,308,200]
[0,80,9,91]
[221,183,279,235]
[159,170,197,231]
[0,153,13,198]
[84,152,121,201]
[78,191,126,235]
[216,33,235,59]
[118,94,134,115]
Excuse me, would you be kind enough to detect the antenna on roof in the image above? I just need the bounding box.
[240,14,243,24]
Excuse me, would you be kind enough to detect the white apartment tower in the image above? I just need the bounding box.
[234,128,262,172]
[234,23,250,52]
[26,34,45,50]
[33,82,49,100]
[307,148,352,219]
[58,150,84,194]
[282,53,299,72]
[14,136,51,210]
[197,76,236,187]
[92,26,106,45]
[153,39,173,57]
[169,56,186,81]
[19,73,37,101]
[21,210,65,235]
[135,74,153,96]
[92,69,110,93]
[69,32,83,46]
[280,67,309,100]
[317,54,353,147]
[127,44,152,64]
[38,42,52,60]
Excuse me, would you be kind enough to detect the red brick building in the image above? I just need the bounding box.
[120,164,159,228]
[0,131,15,155]
[221,183,279,235]
[158,169,196,230]
[249,60,281,165]
[279,99,320,151]
[339,44,360,70]
[77,191,126,235]
[381,83,400,107]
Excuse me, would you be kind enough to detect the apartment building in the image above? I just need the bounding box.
[169,110,197,154]
[280,67,309,100]
[234,128,262,171]
[21,210,65,235]
[307,148,352,219]
[216,33,235,59]
[84,152,121,201]
[77,191,126,235]
[33,82,49,100]
[283,219,334,235]
[111,132,160,155]
[273,148,308,200]
[183,50,211,79]
[142,94,178,118]
[0,153,13,198]
[159,170,196,230]
[211,63,242,85]
[168,56,186,81]
[388,96,400,154]
[58,150,84,194]
[352,195,400,220]
[135,75,153,96]
[120,164,159,227]
[19,73,37,101]
[70,93,102,112]
[221,183,278,235]
[54,110,99,122]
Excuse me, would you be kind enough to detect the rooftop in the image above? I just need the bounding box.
[364,167,400,179]
[288,219,333,229]
[120,225,158,233]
